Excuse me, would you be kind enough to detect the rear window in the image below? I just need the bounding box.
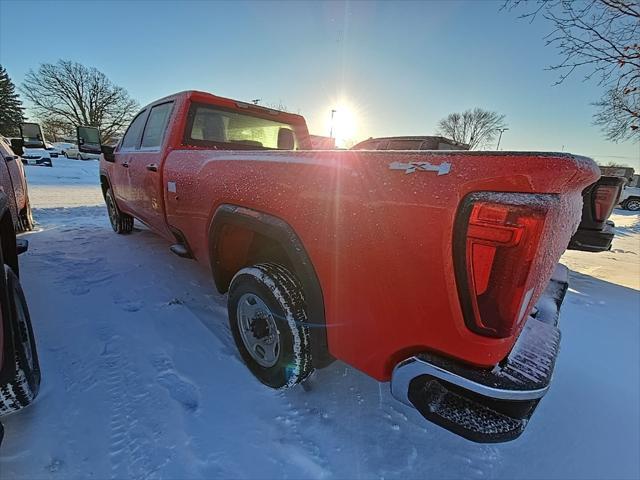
[185,103,300,150]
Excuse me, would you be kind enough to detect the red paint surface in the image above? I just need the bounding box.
[101,91,600,380]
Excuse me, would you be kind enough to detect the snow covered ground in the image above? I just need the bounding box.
[0,157,638,479]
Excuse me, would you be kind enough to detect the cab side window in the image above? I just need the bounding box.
[141,103,173,149]
[120,111,147,151]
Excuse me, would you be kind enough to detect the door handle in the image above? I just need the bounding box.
[146,163,158,172]
[121,162,129,168]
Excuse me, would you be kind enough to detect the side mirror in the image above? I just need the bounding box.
[10,138,24,156]
[101,144,115,162]
[77,126,102,154]
[20,122,46,149]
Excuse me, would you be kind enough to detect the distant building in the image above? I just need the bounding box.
[599,166,636,185]
[309,135,336,150]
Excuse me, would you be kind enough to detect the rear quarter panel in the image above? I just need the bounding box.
[163,149,598,380]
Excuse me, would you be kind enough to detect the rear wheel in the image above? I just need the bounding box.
[624,198,640,211]
[105,188,133,234]
[76,153,82,160]
[0,267,40,415]
[228,263,313,389]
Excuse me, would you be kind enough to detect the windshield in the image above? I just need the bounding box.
[185,103,300,150]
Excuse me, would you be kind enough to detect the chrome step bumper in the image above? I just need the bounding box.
[391,264,568,442]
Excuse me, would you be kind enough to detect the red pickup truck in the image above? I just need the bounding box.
[79,90,599,442]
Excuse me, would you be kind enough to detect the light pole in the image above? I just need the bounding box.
[329,109,337,138]
[496,128,509,150]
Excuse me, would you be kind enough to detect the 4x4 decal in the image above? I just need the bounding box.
[389,161,451,175]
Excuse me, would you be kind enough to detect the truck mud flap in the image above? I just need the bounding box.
[394,264,569,443]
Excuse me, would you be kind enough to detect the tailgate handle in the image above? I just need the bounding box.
[146,163,158,172]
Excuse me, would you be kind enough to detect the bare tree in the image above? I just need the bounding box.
[436,108,508,149]
[504,0,639,142]
[41,117,73,142]
[21,60,139,142]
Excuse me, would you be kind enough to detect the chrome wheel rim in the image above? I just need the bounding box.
[237,293,280,368]
[627,200,640,211]
[106,193,118,229]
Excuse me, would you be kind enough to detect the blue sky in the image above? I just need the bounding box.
[1,0,638,166]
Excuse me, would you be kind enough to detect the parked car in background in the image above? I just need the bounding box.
[80,89,600,442]
[21,147,52,167]
[619,185,640,211]
[44,143,59,158]
[0,190,41,447]
[9,123,53,167]
[64,144,100,160]
[52,142,76,156]
[0,137,33,232]
[351,135,470,150]
[568,175,626,252]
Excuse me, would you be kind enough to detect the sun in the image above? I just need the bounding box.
[327,103,358,148]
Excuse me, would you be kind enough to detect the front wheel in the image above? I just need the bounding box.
[76,153,83,160]
[623,198,640,211]
[228,263,313,389]
[105,188,133,234]
[0,267,40,415]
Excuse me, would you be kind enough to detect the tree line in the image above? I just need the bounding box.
[1,0,638,152]
[0,60,139,143]
[0,62,511,150]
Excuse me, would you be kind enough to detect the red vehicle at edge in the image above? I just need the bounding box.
[0,136,34,233]
[79,90,599,442]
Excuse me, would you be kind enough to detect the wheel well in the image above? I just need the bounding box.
[213,223,294,292]
[209,205,332,368]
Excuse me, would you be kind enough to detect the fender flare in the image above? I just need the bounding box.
[209,204,332,368]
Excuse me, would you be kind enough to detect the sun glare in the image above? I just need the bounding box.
[327,104,358,148]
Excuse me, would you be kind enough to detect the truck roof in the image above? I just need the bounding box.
[147,90,308,126]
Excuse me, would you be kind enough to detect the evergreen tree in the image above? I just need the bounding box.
[0,65,25,136]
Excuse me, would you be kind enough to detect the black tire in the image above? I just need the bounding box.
[105,188,133,234]
[228,263,313,389]
[624,198,640,211]
[0,266,40,415]
[76,153,82,160]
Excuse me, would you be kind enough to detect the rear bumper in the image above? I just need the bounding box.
[568,221,615,252]
[391,264,568,443]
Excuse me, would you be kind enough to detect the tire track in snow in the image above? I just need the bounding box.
[98,324,175,480]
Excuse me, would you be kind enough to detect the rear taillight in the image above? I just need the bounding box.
[454,193,552,338]
[593,184,619,222]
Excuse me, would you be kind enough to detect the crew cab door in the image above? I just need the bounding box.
[112,109,148,213]
[126,101,173,237]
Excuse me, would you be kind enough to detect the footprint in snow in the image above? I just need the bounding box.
[157,372,200,412]
[112,293,144,312]
[152,354,200,413]
[70,285,91,296]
